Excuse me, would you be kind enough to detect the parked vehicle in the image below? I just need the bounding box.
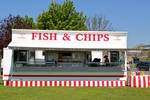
[136,62,150,71]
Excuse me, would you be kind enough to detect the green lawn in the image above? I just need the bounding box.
[0,86,150,100]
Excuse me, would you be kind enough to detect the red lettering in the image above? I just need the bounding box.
[92,34,96,41]
[97,34,103,41]
[103,34,109,41]
[76,33,83,41]
[84,34,91,41]
[32,32,57,40]
[32,32,38,40]
[32,32,109,42]
[43,33,48,40]
[39,33,42,40]
[49,33,57,40]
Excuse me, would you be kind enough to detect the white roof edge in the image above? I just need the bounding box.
[8,46,127,50]
[12,29,128,34]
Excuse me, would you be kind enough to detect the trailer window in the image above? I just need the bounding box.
[14,50,27,63]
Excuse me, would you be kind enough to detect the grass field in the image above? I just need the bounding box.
[0,85,150,100]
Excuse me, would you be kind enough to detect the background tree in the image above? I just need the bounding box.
[37,0,87,30]
[0,15,35,49]
[86,15,113,31]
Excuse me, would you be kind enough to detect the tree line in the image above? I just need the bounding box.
[0,0,112,49]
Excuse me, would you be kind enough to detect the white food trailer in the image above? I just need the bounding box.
[2,29,128,86]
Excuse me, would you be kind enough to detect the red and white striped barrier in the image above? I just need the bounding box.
[4,80,126,87]
[130,75,150,88]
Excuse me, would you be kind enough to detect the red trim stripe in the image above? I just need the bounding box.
[7,79,150,88]
[83,81,85,87]
[59,81,61,87]
[30,81,32,87]
[120,81,123,87]
[74,81,76,87]
[143,76,146,88]
[49,81,52,86]
[111,81,114,87]
[54,81,56,86]
[78,81,81,87]
[39,81,42,87]
[87,81,89,87]
[5,80,9,86]
[64,81,66,87]
[93,81,95,87]
[106,81,109,87]
[138,76,141,88]
[25,81,28,87]
[116,81,118,87]
[6,80,127,87]
[133,76,136,88]
[102,81,104,87]
[127,76,131,86]
[20,81,23,87]
[148,76,150,87]
[3,74,125,77]
[98,81,100,87]
[35,81,38,86]
[3,74,11,77]
[44,81,47,86]
[69,81,71,87]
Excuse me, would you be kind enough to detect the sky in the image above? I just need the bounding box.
[0,0,150,48]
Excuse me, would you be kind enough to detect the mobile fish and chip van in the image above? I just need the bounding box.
[1,29,128,87]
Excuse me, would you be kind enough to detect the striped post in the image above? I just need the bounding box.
[130,75,150,88]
